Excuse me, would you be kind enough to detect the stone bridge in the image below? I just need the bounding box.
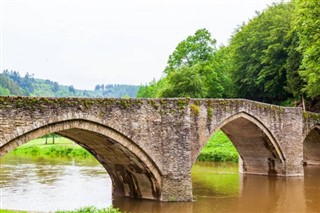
[0,97,319,201]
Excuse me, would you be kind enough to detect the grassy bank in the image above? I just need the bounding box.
[8,131,238,162]
[0,206,123,213]
[7,137,93,159]
[197,130,238,162]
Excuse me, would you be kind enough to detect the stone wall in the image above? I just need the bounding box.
[303,112,320,165]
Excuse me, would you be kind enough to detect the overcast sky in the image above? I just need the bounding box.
[1,0,283,90]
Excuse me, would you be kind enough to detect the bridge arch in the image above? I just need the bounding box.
[0,119,162,200]
[200,112,286,176]
[303,125,320,166]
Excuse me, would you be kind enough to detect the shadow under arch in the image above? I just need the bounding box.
[0,119,162,200]
[303,125,320,166]
[204,112,286,176]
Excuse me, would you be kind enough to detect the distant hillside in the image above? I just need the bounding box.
[0,70,140,98]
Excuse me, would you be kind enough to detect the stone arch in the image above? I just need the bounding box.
[0,119,162,200]
[205,112,286,176]
[303,125,320,165]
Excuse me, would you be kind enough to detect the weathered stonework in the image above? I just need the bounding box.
[303,112,320,165]
[0,97,319,201]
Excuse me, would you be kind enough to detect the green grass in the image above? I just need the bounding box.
[197,130,239,162]
[0,206,123,213]
[8,137,93,159]
[56,206,123,213]
[8,131,238,163]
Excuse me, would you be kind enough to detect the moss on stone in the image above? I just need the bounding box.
[207,107,213,120]
[190,104,200,116]
[177,98,189,110]
[304,112,320,121]
[148,99,160,110]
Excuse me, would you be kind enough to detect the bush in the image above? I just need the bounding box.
[197,130,238,162]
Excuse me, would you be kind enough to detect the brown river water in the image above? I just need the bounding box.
[0,155,320,213]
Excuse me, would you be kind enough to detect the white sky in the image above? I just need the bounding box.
[1,0,283,90]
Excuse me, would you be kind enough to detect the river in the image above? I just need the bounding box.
[1,155,320,213]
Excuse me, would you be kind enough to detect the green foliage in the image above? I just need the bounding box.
[138,29,232,99]
[0,73,25,96]
[165,28,216,73]
[0,210,27,213]
[204,46,233,98]
[0,70,139,98]
[197,130,238,162]
[295,0,320,98]
[159,65,207,98]
[0,85,11,95]
[229,2,296,103]
[137,79,162,98]
[190,104,200,116]
[8,137,93,159]
[284,30,304,98]
[56,206,123,213]
[101,84,139,98]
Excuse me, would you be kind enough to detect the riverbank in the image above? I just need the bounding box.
[1,206,123,213]
[197,131,238,162]
[7,137,93,159]
[6,131,238,162]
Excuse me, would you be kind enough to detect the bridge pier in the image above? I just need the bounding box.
[160,176,193,201]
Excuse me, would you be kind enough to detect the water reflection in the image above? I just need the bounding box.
[1,156,320,212]
[114,162,320,213]
[0,155,111,212]
[114,198,194,213]
[304,165,320,213]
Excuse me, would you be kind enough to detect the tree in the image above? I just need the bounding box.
[69,85,75,94]
[295,0,320,98]
[138,29,232,99]
[159,65,207,98]
[137,79,166,98]
[165,28,216,73]
[203,46,233,98]
[21,72,35,94]
[95,84,101,91]
[0,73,25,96]
[284,30,304,99]
[229,2,297,103]
[0,85,11,95]
[52,82,60,92]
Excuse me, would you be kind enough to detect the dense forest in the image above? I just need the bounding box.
[0,70,139,98]
[137,0,320,112]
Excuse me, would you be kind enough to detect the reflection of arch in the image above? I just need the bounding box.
[207,112,285,176]
[1,119,162,200]
[304,125,320,165]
